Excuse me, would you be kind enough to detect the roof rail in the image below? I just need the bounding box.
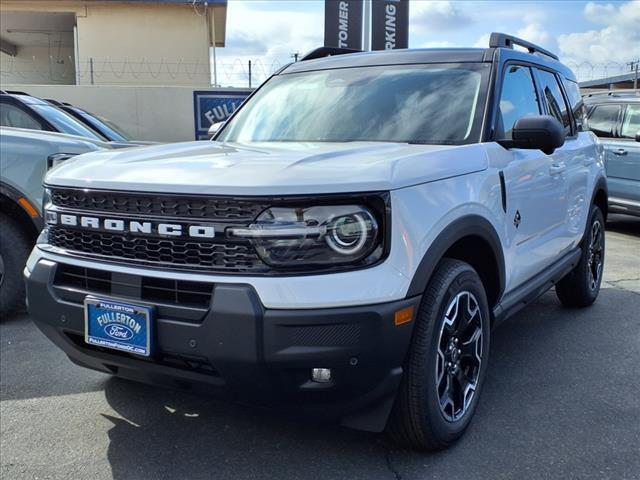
[489,32,558,61]
[4,90,31,96]
[301,46,361,61]
[45,98,64,106]
[584,90,640,98]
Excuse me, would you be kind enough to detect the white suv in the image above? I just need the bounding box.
[25,34,607,450]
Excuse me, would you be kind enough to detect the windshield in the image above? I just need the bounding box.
[32,104,106,141]
[75,109,131,142]
[218,63,489,145]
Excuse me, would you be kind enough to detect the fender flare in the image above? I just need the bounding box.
[0,181,42,230]
[590,175,608,218]
[405,215,506,300]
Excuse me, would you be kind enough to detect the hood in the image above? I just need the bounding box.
[45,141,488,195]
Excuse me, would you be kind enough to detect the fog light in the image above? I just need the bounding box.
[311,368,332,383]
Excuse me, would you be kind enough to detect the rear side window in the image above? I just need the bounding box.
[562,79,587,131]
[587,104,621,138]
[0,102,43,130]
[535,69,571,135]
[498,65,541,139]
[621,104,640,139]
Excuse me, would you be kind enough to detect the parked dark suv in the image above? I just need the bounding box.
[0,92,152,147]
[0,91,107,141]
[584,91,640,217]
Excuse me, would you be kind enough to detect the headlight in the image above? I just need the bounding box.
[229,205,384,269]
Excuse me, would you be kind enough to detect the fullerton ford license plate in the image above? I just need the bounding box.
[84,297,153,356]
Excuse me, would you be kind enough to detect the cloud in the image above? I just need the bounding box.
[216,0,323,85]
[558,1,640,65]
[411,1,474,33]
[473,34,490,49]
[418,40,457,49]
[515,23,551,49]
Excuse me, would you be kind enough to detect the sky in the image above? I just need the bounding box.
[213,0,640,87]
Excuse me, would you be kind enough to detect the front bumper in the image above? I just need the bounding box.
[26,258,420,431]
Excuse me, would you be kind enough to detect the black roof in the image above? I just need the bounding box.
[282,33,576,81]
[284,48,490,74]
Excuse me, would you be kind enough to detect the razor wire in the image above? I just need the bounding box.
[0,55,635,87]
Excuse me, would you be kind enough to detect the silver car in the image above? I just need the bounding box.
[0,127,110,315]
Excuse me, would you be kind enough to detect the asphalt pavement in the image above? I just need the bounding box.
[1,215,639,480]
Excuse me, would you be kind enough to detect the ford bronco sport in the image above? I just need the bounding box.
[25,33,607,450]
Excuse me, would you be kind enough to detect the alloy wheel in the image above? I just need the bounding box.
[587,220,604,290]
[435,291,484,422]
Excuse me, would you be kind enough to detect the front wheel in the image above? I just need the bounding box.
[386,259,490,450]
[0,215,31,317]
[556,205,605,308]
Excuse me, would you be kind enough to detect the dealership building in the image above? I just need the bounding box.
[0,0,227,86]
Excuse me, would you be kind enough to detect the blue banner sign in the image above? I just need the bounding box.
[193,90,252,140]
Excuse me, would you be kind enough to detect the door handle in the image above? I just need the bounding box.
[613,148,628,156]
[549,163,566,175]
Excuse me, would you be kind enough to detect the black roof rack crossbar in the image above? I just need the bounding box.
[489,32,559,61]
[301,46,361,61]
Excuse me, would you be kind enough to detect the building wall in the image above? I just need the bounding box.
[1,84,246,142]
[75,4,212,86]
[1,46,76,85]
[0,1,220,86]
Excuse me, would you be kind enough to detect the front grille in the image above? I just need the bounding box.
[54,263,214,309]
[49,226,263,272]
[47,187,269,272]
[51,188,267,221]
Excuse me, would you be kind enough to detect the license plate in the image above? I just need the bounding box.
[84,297,153,356]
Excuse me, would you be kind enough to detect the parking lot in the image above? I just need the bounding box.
[1,215,638,480]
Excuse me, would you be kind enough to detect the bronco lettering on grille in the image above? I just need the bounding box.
[46,212,215,239]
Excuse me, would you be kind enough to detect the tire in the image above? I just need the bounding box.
[556,205,605,308]
[0,215,31,317]
[386,259,491,450]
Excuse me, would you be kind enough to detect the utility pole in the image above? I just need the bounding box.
[290,52,300,62]
[248,60,252,89]
[629,60,639,91]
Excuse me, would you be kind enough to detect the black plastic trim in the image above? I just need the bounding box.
[489,32,559,61]
[0,181,43,230]
[26,259,421,431]
[498,171,507,212]
[493,248,581,324]
[405,215,505,300]
[590,176,609,221]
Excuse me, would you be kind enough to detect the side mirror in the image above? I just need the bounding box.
[207,121,224,139]
[635,131,640,142]
[499,115,565,155]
